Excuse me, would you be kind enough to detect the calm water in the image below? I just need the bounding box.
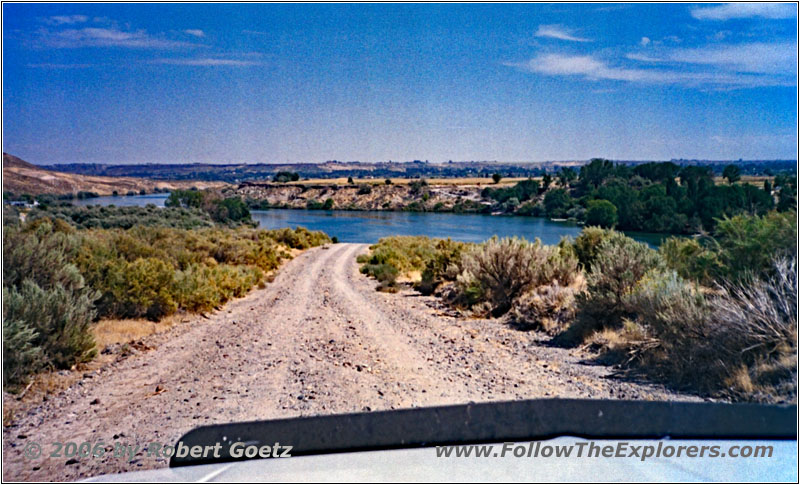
[74,194,665,246]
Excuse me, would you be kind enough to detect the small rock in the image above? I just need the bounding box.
[65,458,79,465]
[90,398,100,405]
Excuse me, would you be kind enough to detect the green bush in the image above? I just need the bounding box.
[2,220,99,387]
[658,237,721,284]
[166,190,252,224]
[416,239,469,295]
[566,233,662,343]
[4,280,97,370]
[30,204,214,230]
[715,211,796,280]
[358,236,443,276]
[100,257,178,320]
[572,226,619,270]
[585,199,618,228]
[2,311,42,387]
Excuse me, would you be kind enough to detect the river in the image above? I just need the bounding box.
[73,193,665,246]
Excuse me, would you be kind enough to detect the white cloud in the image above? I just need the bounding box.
[625,53,662,63]
[513,54,653,82]
[507,53,793,88]
[640,37,651,46]
[43,15,88,25]
[632,42,796,75]
[153,57,258,67]
[691,3,796,20]
[534,24,591,42]
[709,31,731,41]
[37,27,199,49]
[183,29,205,38]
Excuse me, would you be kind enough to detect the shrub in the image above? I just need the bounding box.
[457,237,568,317]
[273,171,300,182]
[572,226,618,270]
[565,234,662,343]
[416,239,469,295]
[2,313,42,388]
[509,284,579,334]
[714,212,796,280]
[608,259,797,402]
[3,280,97,385]
[266,226,331,249]
[358,236,442,276]
[357,184,372,195]
[705,258,797,401]
[102,257,178,320]
[410,179,428,194]
[658,236,721,284]
[2,220,99,386]
[30,205,214,230]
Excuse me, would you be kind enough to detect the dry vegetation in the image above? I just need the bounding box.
[359,211,797,403]
[2,211,331,389]
[2,153,226,196]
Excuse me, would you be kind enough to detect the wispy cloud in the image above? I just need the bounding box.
[629,42,796,75]
[26,62,94,69]
[506,52,793,89]
[510,54,651,82]
[36,27,199,49]
[152,57,258,67]
[183,29,205,38]
[534,24,591,42]
[691,3,796,20]
[42,15,88,26]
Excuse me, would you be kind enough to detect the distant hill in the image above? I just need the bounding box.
[2,153,228,196]
[43,158,796,184]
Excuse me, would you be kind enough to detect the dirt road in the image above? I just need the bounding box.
[2,243,695,480]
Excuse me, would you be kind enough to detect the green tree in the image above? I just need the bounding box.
[723,164,741,184]
[579,158,615,190]
[492,173,502,184]
[557,167,577,187]
[273,171,300,183]
[542,173,553,191]
[585,199,618,228]
[543,188,572,218]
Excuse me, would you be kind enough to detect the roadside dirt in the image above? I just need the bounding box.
[2,243,698,481]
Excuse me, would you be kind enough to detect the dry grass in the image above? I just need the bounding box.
[712,175,772,186]
[91,315,183,349]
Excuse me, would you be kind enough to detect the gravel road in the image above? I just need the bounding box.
[2,243,696,480]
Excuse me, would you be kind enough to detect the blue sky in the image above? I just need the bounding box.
[2,3,797,164]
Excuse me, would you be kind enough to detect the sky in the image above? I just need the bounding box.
[2,3,797,164]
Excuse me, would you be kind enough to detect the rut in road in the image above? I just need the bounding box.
[2,243,696,481]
